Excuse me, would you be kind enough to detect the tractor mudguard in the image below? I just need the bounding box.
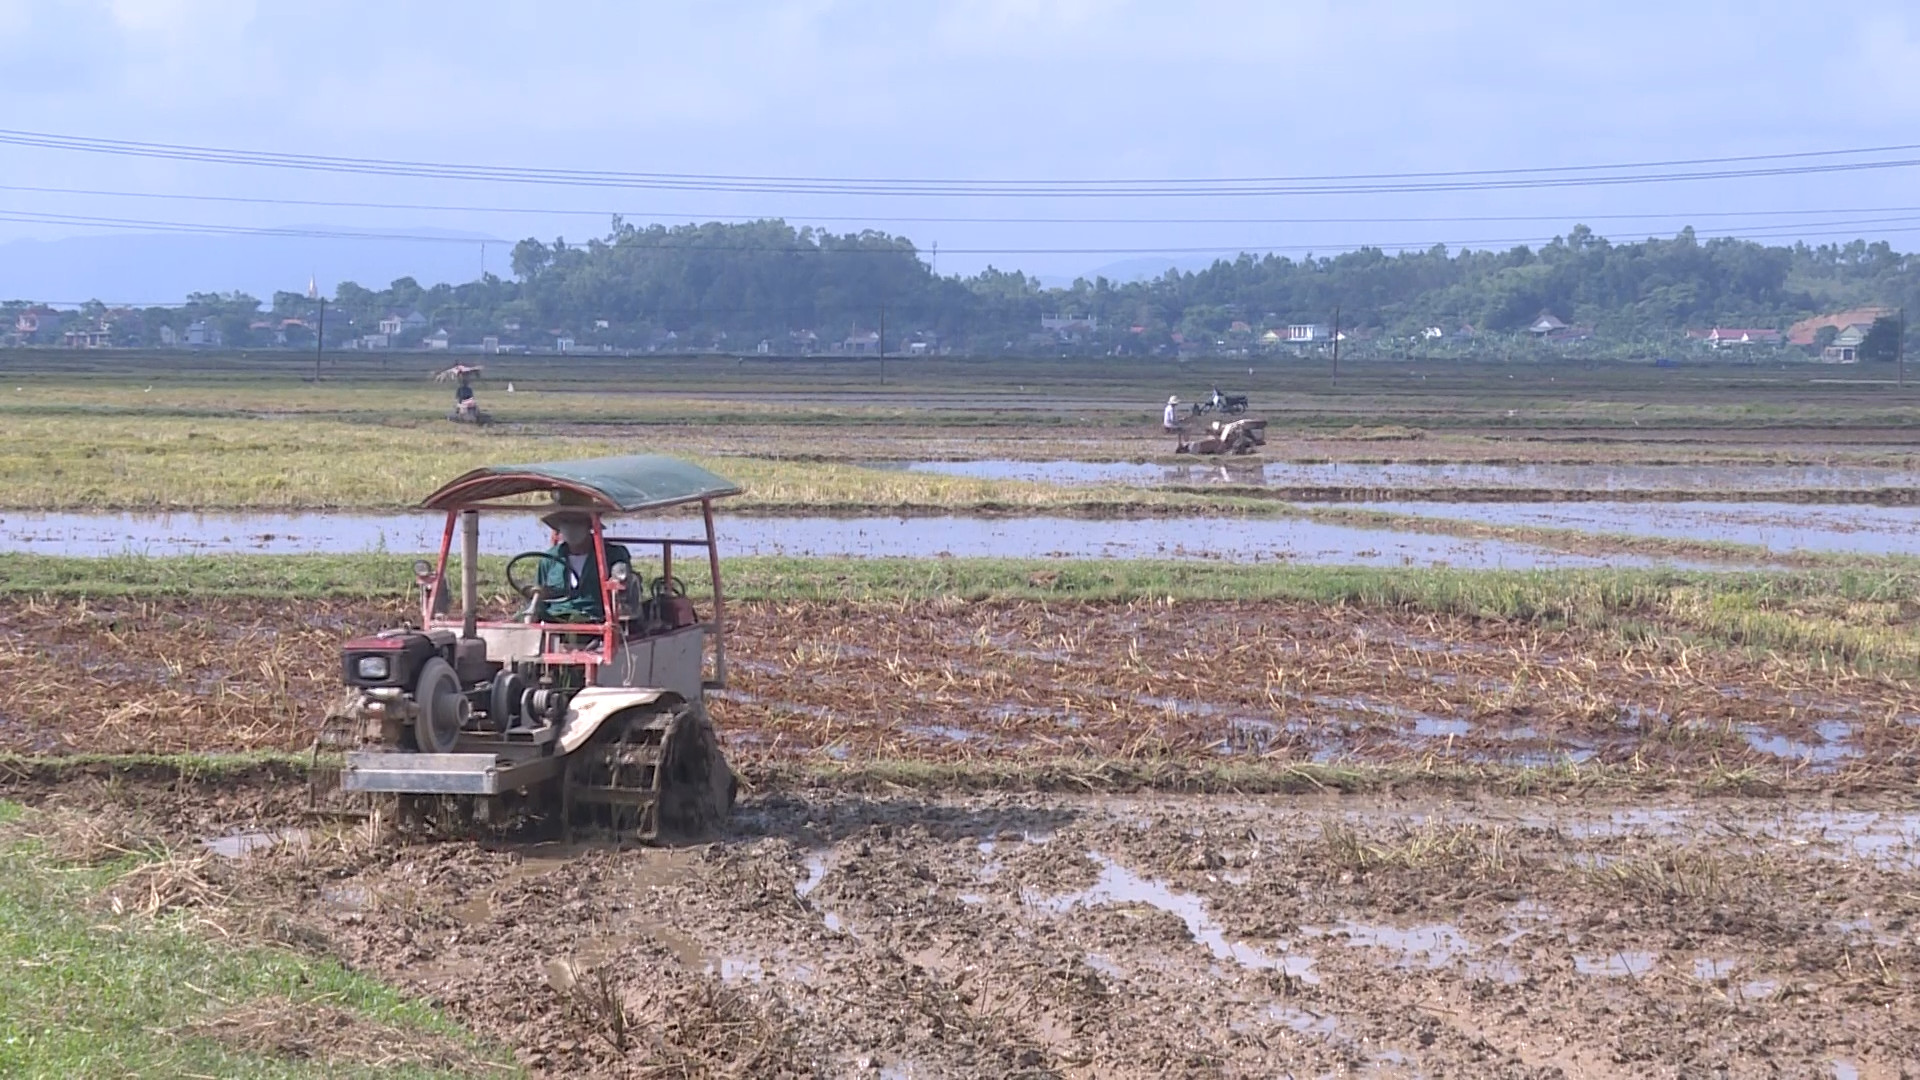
[558,687,680,755]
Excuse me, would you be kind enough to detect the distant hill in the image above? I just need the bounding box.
[1082,256,1223,283]
[0,226,503,305]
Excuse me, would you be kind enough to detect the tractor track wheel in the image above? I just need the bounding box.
[563,700,735,843]
[656,702,736,838]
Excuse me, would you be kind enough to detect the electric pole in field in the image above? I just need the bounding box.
[315,296,326,382]
[1331,305,1341,385]
[877,300,886,386]
[1900,307,1906,389]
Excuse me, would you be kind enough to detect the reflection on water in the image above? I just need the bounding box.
[0,510,1706,569]
[894,459,1920,493]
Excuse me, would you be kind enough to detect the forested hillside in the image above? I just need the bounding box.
[12,219,1919,356]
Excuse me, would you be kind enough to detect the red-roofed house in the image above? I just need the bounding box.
[1787,307,1894,347]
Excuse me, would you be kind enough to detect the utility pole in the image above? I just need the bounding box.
[1900,307,1907,389]
[1330,305,1341,385]
[878,300,886,386]
[314,296,326,382]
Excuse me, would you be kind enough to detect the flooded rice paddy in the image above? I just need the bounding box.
[888,458,1920,496]
[1357,500,1920,556]
[0,510,1690,569]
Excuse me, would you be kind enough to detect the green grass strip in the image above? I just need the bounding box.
[0,802,515,1079]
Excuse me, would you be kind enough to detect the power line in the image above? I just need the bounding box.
[10,205,1920,251]
[13,180,1920,228]
[5,128,1920,196]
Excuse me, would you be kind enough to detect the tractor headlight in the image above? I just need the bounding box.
[608,562,632,584]
[412,559,434,581]
[356,655,391,681]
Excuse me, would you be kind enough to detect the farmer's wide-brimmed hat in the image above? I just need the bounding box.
[539,491,597,530]
[1167,395,1180,404]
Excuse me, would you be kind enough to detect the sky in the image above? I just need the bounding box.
[3,0,1920,301]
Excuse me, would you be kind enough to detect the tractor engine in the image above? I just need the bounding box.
[338,628,562,752]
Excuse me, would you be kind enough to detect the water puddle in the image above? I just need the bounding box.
[1027,853,1318,982]
[202,827,308,858]
[886,460,1920,495]
[1693,957,1739,980]
[1357,500,1920,555]
[1464,958,1526,984]
[1573,951,1656,977]
[1267,1004,1342,1038]
[0,510,1713,569]
[1321,920,1475,968]
[795,852,829,898]
[1740,721,1858,768]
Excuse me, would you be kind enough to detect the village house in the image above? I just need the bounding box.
[13,306,66,345]
[426,328,451,350]
[61,320,112,348]
[1527,313,1569,336]
[378,310,429,337]
[185,319,222,348]
[836,328,881,355]
[1286,323,1329,343]
[1787,307,1894,349]
[1824,324,1870,364]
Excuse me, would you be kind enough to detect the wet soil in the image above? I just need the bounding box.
[10,778,1918,1078]
[5,596,1916,782]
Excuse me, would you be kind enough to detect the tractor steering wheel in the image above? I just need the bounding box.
[651,575,687,598]
[505,550,573,605]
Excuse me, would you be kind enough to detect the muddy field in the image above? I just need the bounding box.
[8,588,1920,1076]
[4,595,1917,778]
[10,777,1918,1078]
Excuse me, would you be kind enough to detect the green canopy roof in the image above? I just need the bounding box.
[420,454,742,513]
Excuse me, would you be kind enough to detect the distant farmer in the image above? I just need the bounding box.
[1208,384,1226,412]
[454,374,476,416]
[537,508,631,622]
[1163,395,1182,432]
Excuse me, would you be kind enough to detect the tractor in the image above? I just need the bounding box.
[312,454,740,841]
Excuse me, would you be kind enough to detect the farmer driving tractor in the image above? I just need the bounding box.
[537,507,632,622]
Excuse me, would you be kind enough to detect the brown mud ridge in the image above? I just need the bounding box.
[4,596,1918,783]
[9,777,1918,1078]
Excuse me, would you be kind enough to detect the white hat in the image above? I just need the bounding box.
[1167,395,1180,404]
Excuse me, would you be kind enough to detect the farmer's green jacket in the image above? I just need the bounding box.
[539,539,632,621]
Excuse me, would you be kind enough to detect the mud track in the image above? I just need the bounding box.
[10,776,1919,1078]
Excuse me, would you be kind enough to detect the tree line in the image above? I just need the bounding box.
[9,219,1920,356]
